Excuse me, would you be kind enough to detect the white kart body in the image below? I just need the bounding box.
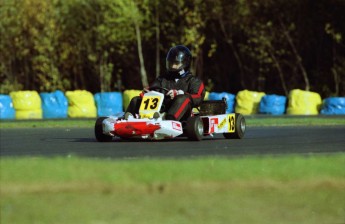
[101,91,183,140]
[95,90,246,141]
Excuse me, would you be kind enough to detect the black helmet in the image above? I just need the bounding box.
[166,45,192,75]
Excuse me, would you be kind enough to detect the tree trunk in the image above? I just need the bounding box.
[134,21,148,88]
[218,18,246,89]
[193,48,203,79]
[99,56,104,92]
[280,20,310,91]
[155,3,160,78]
[268,48,289,96]
[332,67,339,96]
[332,46,339,96]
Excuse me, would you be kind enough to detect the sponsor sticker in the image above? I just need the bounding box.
[172,121,182,131]
[140,113,154,119]
[218,118,227,130]
[210,117,218,133]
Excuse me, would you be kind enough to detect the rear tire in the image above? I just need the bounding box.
[223,113,246,139]
[95,117,113,142]
[185,116,204,141]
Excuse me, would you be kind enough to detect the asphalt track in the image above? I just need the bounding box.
[1,126,344,158]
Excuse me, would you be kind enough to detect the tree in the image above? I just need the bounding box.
[1,0,344,97]
[325,23,344,96]
[0,0,24,93]
[116,0,154,88]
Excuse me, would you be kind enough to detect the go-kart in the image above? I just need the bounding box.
[95,87,246,141]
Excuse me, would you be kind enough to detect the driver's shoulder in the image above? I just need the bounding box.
[185,74,203,84]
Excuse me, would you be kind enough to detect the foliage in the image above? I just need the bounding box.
[0,0,344,97]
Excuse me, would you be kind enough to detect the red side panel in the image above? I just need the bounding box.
[114,122,160,137]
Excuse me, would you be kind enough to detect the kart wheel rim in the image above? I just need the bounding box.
[240,118,246,133]
[197,121,204,135]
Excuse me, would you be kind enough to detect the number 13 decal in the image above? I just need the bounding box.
[142,97,159,110]
[228,114,235,133]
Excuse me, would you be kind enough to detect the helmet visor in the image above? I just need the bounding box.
[166,61,183,72]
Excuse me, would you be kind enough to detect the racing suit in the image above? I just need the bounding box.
[126,71,205,121]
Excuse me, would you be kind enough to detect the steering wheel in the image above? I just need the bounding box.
[147,86,171,112]
[148,86,169,94]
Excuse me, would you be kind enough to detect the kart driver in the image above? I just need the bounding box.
[125,45,205,121]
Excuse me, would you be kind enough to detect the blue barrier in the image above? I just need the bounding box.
[320,97,345,115]
[0,94,15,119]
[259,94,287,115]
[94,92,123,117]
[208,92,235,113]
[40,90,68,119]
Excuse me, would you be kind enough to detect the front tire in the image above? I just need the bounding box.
[95,117,113,142]
[223,113,246,139]
[185,116,204,141]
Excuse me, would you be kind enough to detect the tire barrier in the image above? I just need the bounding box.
[235,90,265,115]
[94,92,123,117]
[39,90,68,119]
[123,89,142,111]
[9,91,42,119]
[204,91,209,100]
[65,90,97,118]
[0,95,15,119]
[259,94,287,115]
[208,92,235,113]
[1,89,344,119]
[287,89,322,115]
[320,97,345,115]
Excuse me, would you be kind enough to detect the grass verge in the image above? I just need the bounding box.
[1,155,345,224]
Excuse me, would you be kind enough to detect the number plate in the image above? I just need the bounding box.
[139,92,164,118]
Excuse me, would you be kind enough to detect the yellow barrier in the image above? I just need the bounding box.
[10,91,42,119]
[204,91,209,100]
[287,89,322,115]
[123,89,142,111]
[65,90,97,118]
[235,90,265,115]
[15,109,43,119]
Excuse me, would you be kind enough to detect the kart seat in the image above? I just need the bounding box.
[199,98,228,116]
